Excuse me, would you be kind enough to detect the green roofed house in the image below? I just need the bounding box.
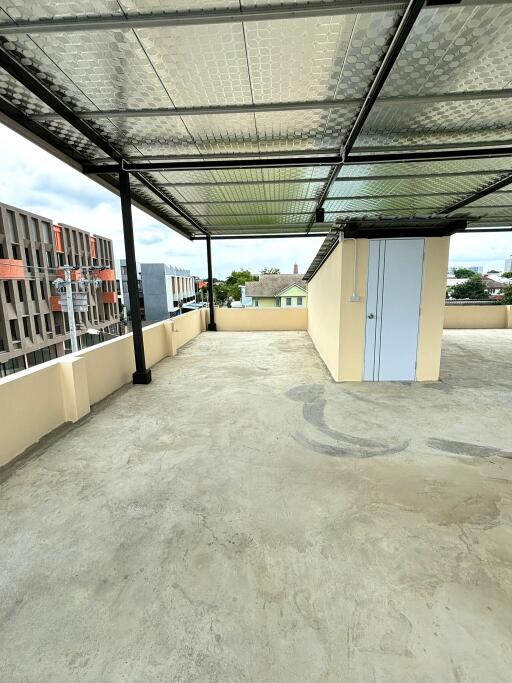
[244,265,307,308]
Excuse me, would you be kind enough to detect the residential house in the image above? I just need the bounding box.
[245,267,307,308]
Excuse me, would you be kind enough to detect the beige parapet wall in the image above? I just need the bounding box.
[444,304,512,329]
[0,308,207,468]
[214,306,308,331]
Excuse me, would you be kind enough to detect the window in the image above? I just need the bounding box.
[29,280,36,300]
[34,316,41,335]
[12,244,20,260]
[45,314,51,332]
[4,281,12,304]
[42,222,52,243]
[36,250,42,269]
[17,280,24,302]
[25,247,32,266]
[57,252,64,267]
[10,319,19,341]
[21,215,30,240]
[23,317,30,338]
[46,251,53,268]
[0,355,25,378]
[254,299,259,307]
[6,210,17,241]
[286,297,292,306]
[297,296,303,306]
[276,298,281,307]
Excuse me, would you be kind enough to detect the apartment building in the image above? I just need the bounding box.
[116,260,196,322]
[0,201,120,377]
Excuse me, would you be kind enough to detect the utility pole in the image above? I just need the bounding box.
[52,265,103,354]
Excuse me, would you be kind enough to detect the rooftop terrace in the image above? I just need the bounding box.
[1,329,511,680]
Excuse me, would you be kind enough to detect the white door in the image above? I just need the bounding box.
[364,238,425,381]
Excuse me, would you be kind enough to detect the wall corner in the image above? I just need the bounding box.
[59,355,91,423]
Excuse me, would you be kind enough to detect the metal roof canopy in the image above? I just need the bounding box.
[1,0,512,240]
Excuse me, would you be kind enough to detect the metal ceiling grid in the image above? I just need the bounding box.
[0,1,511,238]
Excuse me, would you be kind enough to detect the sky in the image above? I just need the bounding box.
[0,124,511,277]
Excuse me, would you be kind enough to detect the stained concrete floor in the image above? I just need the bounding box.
[1,329,512,682]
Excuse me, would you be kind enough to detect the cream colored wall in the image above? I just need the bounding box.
[416,237,451,381]
[0,309,206,468]
[253,297,277,308]
[307,236,455,383]
[444,304,510,329]
[338,239,369,381]
[307,243,343,380]
[214,307,307,331]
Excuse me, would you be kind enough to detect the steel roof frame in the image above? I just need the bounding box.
[440,173,512,214]
[31,89,512,122]
[83,146,512,175]
[1,0,507,35]
[0,0,511,240]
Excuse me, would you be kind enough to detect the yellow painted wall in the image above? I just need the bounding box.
[253,297,277,308]
[307,242,343,380]
[444,304,510,329]
[0,309,206,468]
[214,307,307,331]
[308,236,454,382]
[416,237,451,381]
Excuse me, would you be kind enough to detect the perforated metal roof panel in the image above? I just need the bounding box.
[0,0,511,238]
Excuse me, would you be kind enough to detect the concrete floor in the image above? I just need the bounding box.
[1,329,512,682]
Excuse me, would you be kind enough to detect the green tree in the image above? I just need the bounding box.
[449,275,489,300]
[261,267,280,274]
[501,283,512,304]
[453,268,480,279]
[216,269,258,303]
[502,271,512,279]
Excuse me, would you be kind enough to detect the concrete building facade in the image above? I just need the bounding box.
[116,260,196,322]
[0,201,120,377]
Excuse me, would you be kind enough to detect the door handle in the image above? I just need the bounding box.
[367,313,375,319]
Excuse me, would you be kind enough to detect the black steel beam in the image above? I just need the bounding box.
[311,0,426,230]
[119,170,151,385]
[195,233,330,240]
[82,145,512,174]
[30,88,512,121]
[0,2,407,35]
[440,173,512,214]
[206,237,216,331]
[132,172,208,236]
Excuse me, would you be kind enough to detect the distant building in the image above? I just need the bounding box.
[141,264,196,322]
[245,266,307,308]
[505,255,512,272]
[115,260,196,322]
[0,201,120,378]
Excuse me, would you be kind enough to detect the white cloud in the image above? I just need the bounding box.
[0,124,511,276]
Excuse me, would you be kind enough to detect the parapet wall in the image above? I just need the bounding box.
[0,308,207,468]
[444,304,512,329]
[213,306,307,331]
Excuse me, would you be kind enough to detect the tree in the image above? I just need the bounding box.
[261,267,280,274]
[449,275,489,300]
[453,267,480,279]
[215,269,258,303]
[487,269,499,274]
[502,271,512,279]
[501,284,512,305]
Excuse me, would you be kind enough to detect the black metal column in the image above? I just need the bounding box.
[206,235,216,331]
[119,169,152,384]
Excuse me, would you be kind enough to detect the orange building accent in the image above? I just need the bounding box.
[0,259,25,279]
[102,291,117,304]
[98,268,115,281]
[50,295,62,312]
[89,236,97,259]
[53,225,64,253]
[57,268,82,281]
